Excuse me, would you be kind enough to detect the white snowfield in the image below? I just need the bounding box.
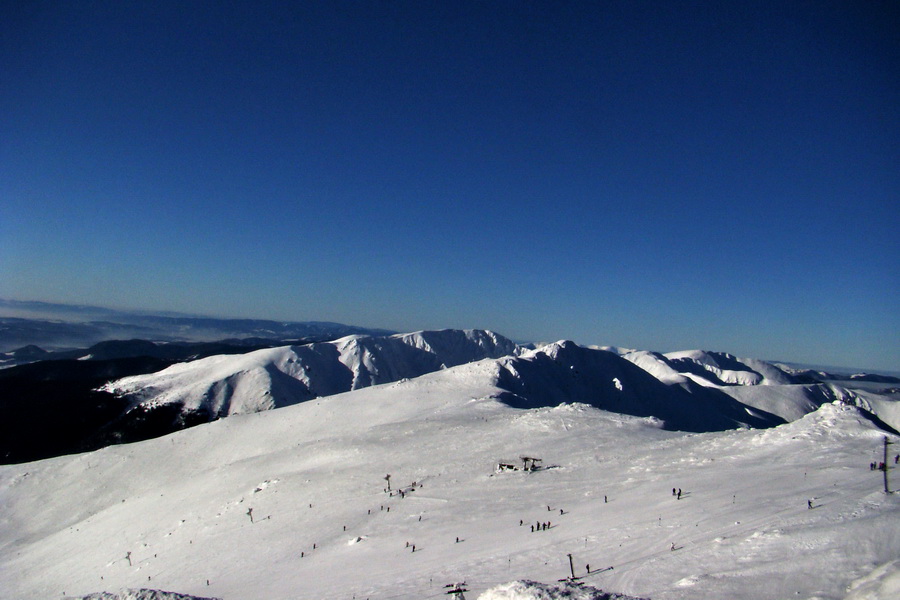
[478,579,647,599]
[2,331,899,600]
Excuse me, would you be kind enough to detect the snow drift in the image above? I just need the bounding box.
[477,580,648,600]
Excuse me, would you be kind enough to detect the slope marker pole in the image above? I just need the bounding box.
[884,437,894,494]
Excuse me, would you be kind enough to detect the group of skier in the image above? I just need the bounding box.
[869,455,899,471]
[530,520,552,532]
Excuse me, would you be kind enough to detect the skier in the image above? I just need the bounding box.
[807,499,813,509]
[677,489,682,500]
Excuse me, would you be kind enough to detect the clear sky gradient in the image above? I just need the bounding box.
[1,1,897,370]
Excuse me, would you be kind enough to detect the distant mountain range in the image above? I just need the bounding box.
[0,298,393,357]
[1,326,897,464]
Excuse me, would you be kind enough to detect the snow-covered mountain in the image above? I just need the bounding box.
[98,334,811,435]
[621,349,900,432]
[4,331,896,467]
[102,329,520,418]
[492,342,784,432]
[92,331,899,447]
[2,344,898,600]
[623,350,798,388]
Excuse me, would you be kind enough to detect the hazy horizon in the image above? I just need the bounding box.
[2,296,898,375]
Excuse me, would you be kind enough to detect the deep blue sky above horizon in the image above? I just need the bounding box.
[1,1,898,370]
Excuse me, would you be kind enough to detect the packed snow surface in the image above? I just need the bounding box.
[478,579,647,599]
[2,334,899,600]
[69,590,221,600]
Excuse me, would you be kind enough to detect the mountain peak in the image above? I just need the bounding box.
[102,329,521,420]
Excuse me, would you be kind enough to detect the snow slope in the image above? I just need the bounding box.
[101,329,519,417]
[719,383,900,432]
[2,346,899,600]
[494,342,783,431]
[658,350,798,386]
[96,332,895,443]
[73,591,220,600]
[478,579,646,599]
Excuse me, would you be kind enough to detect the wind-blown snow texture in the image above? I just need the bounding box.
[70,590,221,600]
[478,579,647,599]
[2,331,899,600]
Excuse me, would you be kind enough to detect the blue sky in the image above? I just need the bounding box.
[1,1,897,370]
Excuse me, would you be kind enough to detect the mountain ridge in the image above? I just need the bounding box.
[103,329,520,419]
[3,352,897,600]
[2,329,897,465]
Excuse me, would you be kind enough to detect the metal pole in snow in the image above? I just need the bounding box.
[445,582,468,600]
[567,553,575,579]
[884,437,893,494]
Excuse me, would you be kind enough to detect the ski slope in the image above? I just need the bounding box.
[2,340,899,600]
